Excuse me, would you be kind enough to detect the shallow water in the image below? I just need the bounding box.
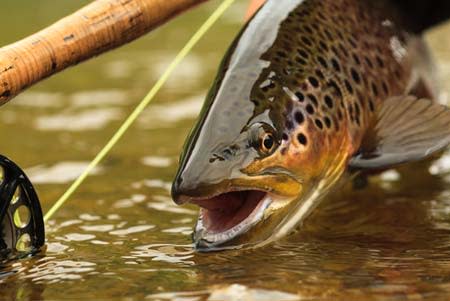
[2,1,450,300]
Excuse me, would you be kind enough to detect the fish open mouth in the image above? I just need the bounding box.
[191,190,272,249]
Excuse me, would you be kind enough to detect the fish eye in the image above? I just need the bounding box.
[249,123,279,156]
[261,133,275,153]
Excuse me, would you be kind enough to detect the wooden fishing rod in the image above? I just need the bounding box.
[0,0,207,105]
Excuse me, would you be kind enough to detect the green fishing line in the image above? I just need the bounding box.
[44,0,236,222]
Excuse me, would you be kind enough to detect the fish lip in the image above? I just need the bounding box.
[192,192,275,251]
[175,186,266,205]
[173,173,302,251]
[175,171,301,204]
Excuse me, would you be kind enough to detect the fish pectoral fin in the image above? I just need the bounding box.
[349,95,450,170]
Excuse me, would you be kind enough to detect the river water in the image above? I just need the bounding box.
[1,1,450,300]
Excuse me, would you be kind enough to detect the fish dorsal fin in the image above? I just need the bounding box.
[349,95,450,170]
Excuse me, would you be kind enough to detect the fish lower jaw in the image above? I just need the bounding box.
[193,193,273,251]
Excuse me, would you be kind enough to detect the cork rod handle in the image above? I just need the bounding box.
[0,0,207,104]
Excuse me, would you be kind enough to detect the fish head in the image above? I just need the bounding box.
[171,62,343,250]
[172,0,351,251]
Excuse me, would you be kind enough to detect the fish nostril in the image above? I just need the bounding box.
[171,176,184,204]
[209,153,225,163]
[172,175,197,205]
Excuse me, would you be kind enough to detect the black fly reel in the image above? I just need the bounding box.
[0,155,44,260]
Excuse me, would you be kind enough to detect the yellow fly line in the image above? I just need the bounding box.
[43,0,236,222]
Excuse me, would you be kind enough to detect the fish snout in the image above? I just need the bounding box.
[171,172,213,205]
[172,154,242,205]
[171,175,192,205]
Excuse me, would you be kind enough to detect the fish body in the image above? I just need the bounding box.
[171,0,450,251]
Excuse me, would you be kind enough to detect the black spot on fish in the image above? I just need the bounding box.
[297,49,309,59]
[315,119,323,129]
[297,133,307,145]
[365,56,374,69]
[348,37,357,48]
[317,11,327,21]
[348,103,354,116]
[315,69,325,80]
[350,68,360,84]
[317,56,327,68]
[371,82,378,97]
[319,41,329,52]
[338,43,348,57]
[308,76,319,88]
[382,81,389,95]
[311,23,320,31]
[337,109,343,120]
[345,79,354,94]
[306,104,315,114]
[282,133,289,140]
[294,111,304,124]
[301,36,313,47]
[324,116,332,128]
[328,79,342,98]
[295,57,307,65]
[308,94,318,106]
[331,58,341,72]
[352,53,361,65]
[303,25,313,34]
[331,45,339,57]
[324,95,333,108]
[295,91,305,102]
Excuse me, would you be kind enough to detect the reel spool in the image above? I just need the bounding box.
[0,155,44,259]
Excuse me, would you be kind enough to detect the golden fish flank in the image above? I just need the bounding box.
[171,0,450,251]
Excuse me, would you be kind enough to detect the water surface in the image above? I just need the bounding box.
[2,1,450,300]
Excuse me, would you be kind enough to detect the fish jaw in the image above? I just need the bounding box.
[172,175,302,251]
[192,191,297,251]
[193,191,275,250]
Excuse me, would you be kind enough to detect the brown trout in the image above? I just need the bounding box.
[171,0,450,251]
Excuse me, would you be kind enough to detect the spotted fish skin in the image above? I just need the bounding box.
[171,0,450,249]
[243,0,421,182]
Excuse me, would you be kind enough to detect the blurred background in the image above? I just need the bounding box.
[1,1,450,300]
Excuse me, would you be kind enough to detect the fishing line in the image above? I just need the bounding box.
[43,0,236,222]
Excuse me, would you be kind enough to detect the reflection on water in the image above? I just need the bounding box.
[35,108,123,131]
[1,0,450,300]
[137,93,205,129]
[26,161,103,184]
